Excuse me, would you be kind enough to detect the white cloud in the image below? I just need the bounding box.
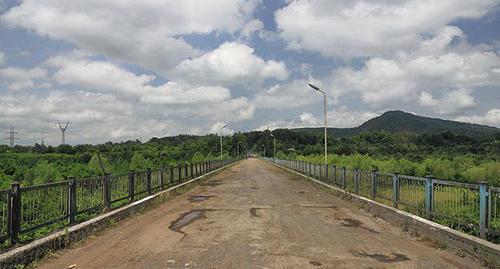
[456,109,500,127]
[0,66,48,91]
[209,122,235,135]
[275,0,498,59]
[258,109,378,130]
[240,19,264,39]
[419,89,476,116]
[2,0,261,72]
[0,52,5,65]
[254,79,321,109]
[329,26,500,112]
[170,42,288,85]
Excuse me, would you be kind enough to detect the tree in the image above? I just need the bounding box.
[129,152,152,171]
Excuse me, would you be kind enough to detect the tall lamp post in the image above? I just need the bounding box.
[270,133,276,160]
[220,124,227,160]
[308,83,328,168]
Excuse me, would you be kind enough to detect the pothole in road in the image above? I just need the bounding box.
[200,180,223,187]
[309,261,322,266]
[188,195,214,202]
[169,209,213,236]
[250,208,260,217]
[351,250,410,263]
[337,218,379,234]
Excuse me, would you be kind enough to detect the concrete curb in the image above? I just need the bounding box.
[0,161,239,269]
[266,160,500,267]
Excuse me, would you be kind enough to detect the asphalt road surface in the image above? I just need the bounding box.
[36,158,483,269]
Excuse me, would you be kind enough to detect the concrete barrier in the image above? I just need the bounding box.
[267,160,500,268]
[0,161,239,269]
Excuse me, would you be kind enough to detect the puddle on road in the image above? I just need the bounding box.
[337,218,379,234]
[200,180,223,187]
[169,209,213,235]
[351,250,410,263]
[188,195,213,202]
[309,261,322,266]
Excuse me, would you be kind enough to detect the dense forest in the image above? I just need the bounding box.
[1,128,499,188]
[0,111,499,188]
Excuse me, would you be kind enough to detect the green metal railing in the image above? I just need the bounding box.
[0,158,240,251]
[266,158,499,243]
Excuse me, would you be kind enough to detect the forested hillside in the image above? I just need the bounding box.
[1,111,499,187]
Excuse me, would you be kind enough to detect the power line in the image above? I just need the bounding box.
[55,121,71,145]
[4,126,19,147]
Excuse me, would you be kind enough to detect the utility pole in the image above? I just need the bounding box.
[56,121,71,145]
[4,126,19,147]
[308,83,328,167]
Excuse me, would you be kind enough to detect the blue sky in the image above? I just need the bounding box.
[0,0,500,145]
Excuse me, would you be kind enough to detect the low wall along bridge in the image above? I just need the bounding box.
[1,158,498,268]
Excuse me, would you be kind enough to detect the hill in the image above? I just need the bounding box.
[293,110,500,138]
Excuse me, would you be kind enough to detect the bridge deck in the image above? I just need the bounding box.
[37,159,481,268]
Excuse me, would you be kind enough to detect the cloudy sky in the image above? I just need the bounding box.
[1,0,500,145]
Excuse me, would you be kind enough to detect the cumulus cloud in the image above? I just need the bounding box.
[2,0,261,72]
[275,0,498,59]
[0,66,48,91]
[258,108,378,130]
[329,26,500,112]
[170,42,288,85]
[456,109,500,127]
[254,79,321,109]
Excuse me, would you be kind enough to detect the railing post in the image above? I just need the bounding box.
[309,162,312,177]
[319,164,323,180]
[425,175,434,220]
[178,166,182,183]
[184,164,188,180]
[9,182,21,245]
[354,169,360,194]
[169,166,174,186]
[370,170,377,200]
[325,164,329,183]
[128,170,135,202]
[392,174,400,208]
[160,166,165,190]
[103,173,111,210]
[190,163,194,178]
[332,164,336,184]
[341,167,346,189]
[479,181,490,239]
[146,168,152,195]
[68,177,77,224]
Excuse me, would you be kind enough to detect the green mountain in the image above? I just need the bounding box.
[293,110,500,138]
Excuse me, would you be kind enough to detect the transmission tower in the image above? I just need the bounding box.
[56,121,71,145]
[4,126,19,147]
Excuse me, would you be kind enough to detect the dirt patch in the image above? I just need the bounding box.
[300,205,337,210]
[337,218,379,234]
[188,195,214,202]
[309,261,322,266]
[250,208,260,217]
[200,179,223,187]
[251,186,260,190]
[169,209,213,236]
[351,250,410,263]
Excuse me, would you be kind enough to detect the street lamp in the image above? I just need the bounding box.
[220,124,227,160]
[308,83,328,168]
[270,132,276,160]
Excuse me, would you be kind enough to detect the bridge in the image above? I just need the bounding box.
[31,159,482,268]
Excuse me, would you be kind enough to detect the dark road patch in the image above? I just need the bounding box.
[188,195,214,202]
[169,209,213,236]
[300,205,337,210]
[200,179,223,187]
[250,208,260,217]
[309,261,322,266]
[337,218,379,234]
[351,251,410,263]
[251,186,260,189]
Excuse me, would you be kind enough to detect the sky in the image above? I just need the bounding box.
[0,0,500,145]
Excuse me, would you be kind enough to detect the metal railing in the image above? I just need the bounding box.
[266,158,499,243]
[0,158,239,250]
